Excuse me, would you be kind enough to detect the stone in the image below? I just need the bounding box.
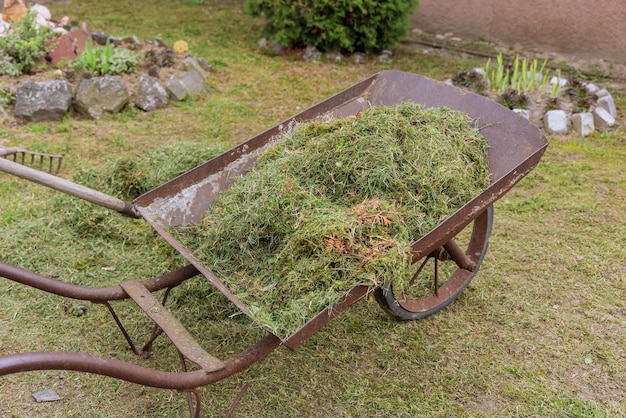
[325,51,343,62]
[584,82,599,95]
[513,108,531,120]
[351,52,365,64]
[377,50,392,64]
[196,57,212,73]
[14,80,72,122]
[550,76,567,87]
[302,45,321,62]
[2,0,26,22]
[544,110,568,134]
[594,88,610,98]
[31,4,51,21]
[592,107,615,130]
[0,19,9,36]
[166,71,205,101]
[181,56,209,78]
[571,112,594,136]
[92,31,113,46]
[596,95,616,118]
[135,74,168,112]
[69,26,91,55]
[180,71,206,93]
[46,34,76,66]
[119,35,141,46]
[32,389,61,403]
[166,77,188,101]
[74,76,129,119]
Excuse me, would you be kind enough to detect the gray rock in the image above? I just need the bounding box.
[592,107,616,130]
[166,71,206,101]
[325,51,343,62]
[74,76,129,119]
[584,82,599,95]
[14,80,73,122]
[352,52,365,64]
[196,57,212,73]
[594,88,610,98]
[135,74,168,112]
[302,45,321,62]
[377,50,392,64]
[92,31,113,45]
[571,112,594,136]
[182,56,210,78]
[596,95,616,118]
[166,77,189,101]
[544,110,568,134]
[513,108,531,120]
[180,71,206,94]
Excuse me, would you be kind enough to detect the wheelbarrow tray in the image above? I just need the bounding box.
[134,70,548,349]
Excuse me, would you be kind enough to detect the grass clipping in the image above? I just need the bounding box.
[172,103,490,339]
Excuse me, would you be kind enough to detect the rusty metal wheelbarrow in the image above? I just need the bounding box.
[0,71,547,416]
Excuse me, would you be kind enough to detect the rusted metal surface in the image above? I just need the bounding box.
[0,261,200,302]
[121,280,225,373]
[283,285,370,350]
[0,334,281,390]
[133,70,547,342]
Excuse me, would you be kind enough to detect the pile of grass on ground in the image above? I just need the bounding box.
[171,103,491,339]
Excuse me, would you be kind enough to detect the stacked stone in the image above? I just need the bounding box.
[544,80,617,136]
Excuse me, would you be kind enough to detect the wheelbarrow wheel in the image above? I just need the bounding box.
[375,205,493,320]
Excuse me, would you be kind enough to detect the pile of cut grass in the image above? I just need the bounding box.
[172,103,491,339]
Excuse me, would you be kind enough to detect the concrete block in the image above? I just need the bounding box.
[596,95,617,118]
[595,88,610,98]
[544,110,568,134]
[571,112,594,136]
[513,108,531,120]
[584,82,599,95]
[550,76,568,87]
[592,107,616,130]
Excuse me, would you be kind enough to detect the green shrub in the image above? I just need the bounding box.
[244,0,419,53]
[0,11,55,75]
[70,39,138,76]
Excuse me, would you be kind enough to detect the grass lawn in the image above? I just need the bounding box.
[1,1,625,417]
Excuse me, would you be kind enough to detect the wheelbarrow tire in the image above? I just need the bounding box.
[375,205,493,321]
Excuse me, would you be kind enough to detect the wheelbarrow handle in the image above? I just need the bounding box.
[0,157,140,218]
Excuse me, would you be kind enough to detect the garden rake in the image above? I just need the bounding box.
[0,146,63,175]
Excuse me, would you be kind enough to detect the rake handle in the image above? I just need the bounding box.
[0,158,140,218]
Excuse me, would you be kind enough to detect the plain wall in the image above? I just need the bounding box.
[410,0,626,62]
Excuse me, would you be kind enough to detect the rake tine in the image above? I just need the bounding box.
[0,147,64,176]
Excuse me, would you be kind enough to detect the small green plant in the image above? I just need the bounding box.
[550,70,563,98]
[497,89,529,109]
[244,0,419,53]
[566,79,594,112]
[0,88,15,104]
[70,39,138,76]
[0,10,55,75]
[545,97,561,111]
[451,70,486,93]
[482,53,548,94]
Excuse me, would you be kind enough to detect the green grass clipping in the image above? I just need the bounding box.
[172,103,491,339]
